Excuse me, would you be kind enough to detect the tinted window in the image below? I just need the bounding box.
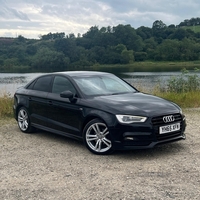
[52,76,76,94]
[26,80,36,89]
[33,76,52,92]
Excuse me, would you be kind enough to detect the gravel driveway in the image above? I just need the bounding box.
[0,109,200,200]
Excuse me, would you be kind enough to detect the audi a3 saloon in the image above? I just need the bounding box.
[13,71,186,155]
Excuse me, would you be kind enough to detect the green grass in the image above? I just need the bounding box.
[0,90,199,120]
[130,61,200,72]
[136,69,200,108]
[181,25,200,33]
[2,61,200,73]
[153,91,200,108]
[89,61,200,73]
[134,83,200,109]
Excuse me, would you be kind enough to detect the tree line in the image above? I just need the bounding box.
[1,17,200,72]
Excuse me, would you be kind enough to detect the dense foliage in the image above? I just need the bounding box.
[1,17,200,72]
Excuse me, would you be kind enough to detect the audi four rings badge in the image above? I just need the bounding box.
[163,115,175,123]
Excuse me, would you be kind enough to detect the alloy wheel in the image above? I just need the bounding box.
[85,120,112,154]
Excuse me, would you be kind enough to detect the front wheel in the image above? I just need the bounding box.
[83,119,114,155]
[17,107,34,133]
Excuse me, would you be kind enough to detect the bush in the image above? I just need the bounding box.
[152,68,200,108]
[0,93,13,118]
[167,68,200,93]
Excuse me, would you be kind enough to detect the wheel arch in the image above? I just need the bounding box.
[81,110,115,137]
[82,116,114,155]
[14,94,30,120]
[15,104,27,119]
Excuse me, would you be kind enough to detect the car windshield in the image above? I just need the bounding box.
[73,74,136,96]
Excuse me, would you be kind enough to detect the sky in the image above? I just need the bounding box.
[0,0,200,39]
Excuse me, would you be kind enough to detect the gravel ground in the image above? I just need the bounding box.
[0,109,200,200]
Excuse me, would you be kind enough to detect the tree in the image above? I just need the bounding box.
[31,47,69,71]
[88,46,107,64]
[113,24,143,51]
[170,29,188,40]
[152,20,167,40]
[136,26,152,40]
[134,52,147,61]
[144,37,157,51]
[54,38,78,62]
[40,32,65,40]
[114,44,127,53]
[17,35,26,43]
[100,27,107,33]
[168,24,176,28]
[154,40,180,61]
[179,38,199,60]
[121,49,134,64]
[68,33,75,39]
[26,45,37,55]
[152,20,167,30]
[82,26,99,38]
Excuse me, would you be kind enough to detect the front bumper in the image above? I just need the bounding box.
[113,133,186,150]
[110,114,186,150]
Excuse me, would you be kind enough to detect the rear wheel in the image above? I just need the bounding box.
[83,119,114,155]
[17,107,34,133]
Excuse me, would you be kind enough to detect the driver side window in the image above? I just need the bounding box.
[52,76,76,94]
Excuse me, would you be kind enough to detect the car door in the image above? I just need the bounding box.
[27,75,52,127]
[46,75,83,138]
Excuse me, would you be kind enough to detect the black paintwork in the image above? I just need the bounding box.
[13,71,186,150]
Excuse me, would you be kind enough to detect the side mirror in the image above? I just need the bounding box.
[60,90,76,102]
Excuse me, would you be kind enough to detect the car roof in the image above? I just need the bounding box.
[55,71,111,77]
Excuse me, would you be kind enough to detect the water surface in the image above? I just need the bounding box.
[0,71,200,96]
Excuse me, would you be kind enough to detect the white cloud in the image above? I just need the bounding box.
[0,0,200,38]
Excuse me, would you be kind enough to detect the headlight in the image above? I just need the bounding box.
[116,115,147,124]
[171,102,183,115]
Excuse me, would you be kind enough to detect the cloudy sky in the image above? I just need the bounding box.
[0,0,200,39]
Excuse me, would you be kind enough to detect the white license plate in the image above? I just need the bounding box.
[159,123,180,134]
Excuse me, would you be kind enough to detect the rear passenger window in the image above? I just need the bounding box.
[33,76,52,92]
[26,80,36,89]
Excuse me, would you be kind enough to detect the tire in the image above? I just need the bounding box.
[17,107,34,133]
[83,119,114,155]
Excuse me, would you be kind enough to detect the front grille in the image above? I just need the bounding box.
[152,113,183,141]
[152,113,182,126]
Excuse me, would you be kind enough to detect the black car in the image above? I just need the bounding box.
[13,71,186,155]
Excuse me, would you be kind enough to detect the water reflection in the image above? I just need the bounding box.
[0,76,26,84]
[122,72,180,92]
[0,73,44,96]
[123,71,200,92]
[0,71,200,96]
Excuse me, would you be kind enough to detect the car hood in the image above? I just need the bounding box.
[90,92,180,117]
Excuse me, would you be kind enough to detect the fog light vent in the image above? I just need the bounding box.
[125,137,134,141]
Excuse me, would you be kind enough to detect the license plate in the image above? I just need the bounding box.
[159,123,180,134]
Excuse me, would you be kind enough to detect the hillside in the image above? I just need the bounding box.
[1,17,200,73]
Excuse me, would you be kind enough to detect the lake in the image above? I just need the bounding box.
[0,71,200,96]
[0,73,44,96]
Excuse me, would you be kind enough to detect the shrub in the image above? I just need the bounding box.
[166,68,200,93]
[0,93,13,118]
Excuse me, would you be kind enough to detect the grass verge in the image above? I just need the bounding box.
[90,61,200,73]
[154,91,200,108]
[0,94,13,119]
[0,90,199,120]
